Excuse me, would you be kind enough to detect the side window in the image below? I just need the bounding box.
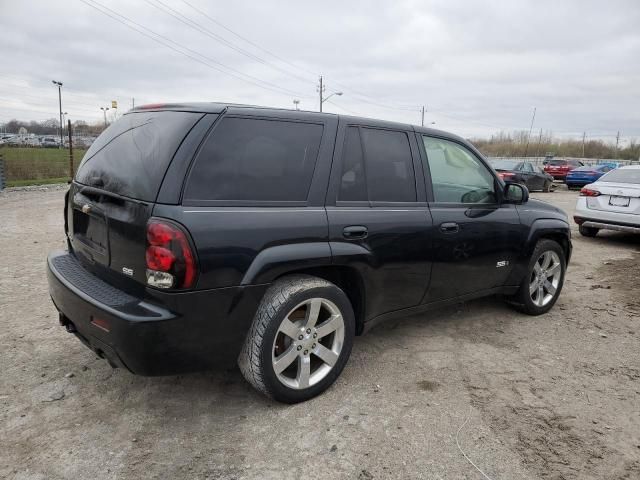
[184,117,323,202]
[360,128,416,202]
[338,127,367,201]
[422,136,497,204]
[523,163,534,172]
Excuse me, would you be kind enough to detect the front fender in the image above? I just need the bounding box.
[505,218,571,287]
[240,242,332,286]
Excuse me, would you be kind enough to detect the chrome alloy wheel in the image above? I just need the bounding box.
[529,250,562,307]
[271,298,345,390]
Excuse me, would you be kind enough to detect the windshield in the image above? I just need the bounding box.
[599,169,640,184]
[491,160,520,170]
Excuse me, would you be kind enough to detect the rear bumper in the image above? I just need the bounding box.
[574,198,640,233]
[47,251,267,375]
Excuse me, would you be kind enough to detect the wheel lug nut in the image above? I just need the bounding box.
[298,335,303,340]
[304,350,308,355]
[306,329,311,334]
[297,345,302,351]
[312,343,316,348]
[313,333,317,338]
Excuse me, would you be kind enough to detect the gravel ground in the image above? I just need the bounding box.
[1,185,639,480]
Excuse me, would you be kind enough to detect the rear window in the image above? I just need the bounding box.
[599,169,640,184]
[491,160,520,170]
[548,160,567,166]
[75,111,202,201]
[184,117,323,202]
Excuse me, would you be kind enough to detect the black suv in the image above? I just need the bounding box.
[47,103,571,403]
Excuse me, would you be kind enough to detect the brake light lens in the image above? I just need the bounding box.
[498,172,515,180]
[580,187,601,197]
[145,219,197,289]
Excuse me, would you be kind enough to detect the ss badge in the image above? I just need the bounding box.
[496,260,509,268]
[122,267,134,276]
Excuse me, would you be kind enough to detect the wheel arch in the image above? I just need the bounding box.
[272,265,367,336]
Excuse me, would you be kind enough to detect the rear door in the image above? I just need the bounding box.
[326,120,433,321]
[418,135,523,302]
[69,110,204,289]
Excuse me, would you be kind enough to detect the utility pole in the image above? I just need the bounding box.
[317,76,343,112]
[535,128,543,157]
[67,119,74,179]
[582,132,586,157]
[615,131,620,158]
[523,107,536,157]
[421,106,425,127]
[132,98,135,109]
[293,99,300,110]
[52,80,63,148]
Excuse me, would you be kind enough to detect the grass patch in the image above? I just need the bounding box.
[0,146,87,181]
[7,177,70,187]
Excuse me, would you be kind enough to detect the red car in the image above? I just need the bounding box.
[543,159,584,181]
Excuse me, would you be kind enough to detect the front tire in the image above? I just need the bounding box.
[579,225,599,237]
[238,275,355,403]
[508,239,566,315]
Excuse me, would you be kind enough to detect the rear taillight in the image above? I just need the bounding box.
[580,187,601,197]
[498,172,515,180]
[145,219,197,289]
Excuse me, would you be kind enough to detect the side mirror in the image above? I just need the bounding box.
[504,182,529,204]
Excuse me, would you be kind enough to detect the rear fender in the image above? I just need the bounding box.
[240,243,332,286]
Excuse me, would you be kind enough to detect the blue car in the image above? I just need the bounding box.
[566,164,616,189]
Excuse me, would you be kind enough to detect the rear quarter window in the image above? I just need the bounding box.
[75,111,202,201]
[184,117,323,203]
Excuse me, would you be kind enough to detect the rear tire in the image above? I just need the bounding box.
[579,225,599,237]
[238,275,355,403]
[508,239,566,315]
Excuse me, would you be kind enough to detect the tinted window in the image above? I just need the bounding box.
[360,128,416,202]
[339,127,367,201]
[548,160,567,166]
[523,163,535,172]
[423,136,496,204]
[185,118,323,202]
[75,111,202,201]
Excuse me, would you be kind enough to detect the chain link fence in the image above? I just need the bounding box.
[487,156,639,167]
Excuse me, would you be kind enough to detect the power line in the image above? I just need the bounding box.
[145,0,315,85]
[180,0,319,79]
[79,0,313,99]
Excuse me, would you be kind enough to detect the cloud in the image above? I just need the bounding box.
[1,0,639,141]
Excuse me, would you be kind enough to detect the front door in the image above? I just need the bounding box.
[326,122,433,321]
[418,135,524,302]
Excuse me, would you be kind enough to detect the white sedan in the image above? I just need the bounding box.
[574,165,640,237]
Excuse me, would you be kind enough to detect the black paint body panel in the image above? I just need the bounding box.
[47,103,572,375]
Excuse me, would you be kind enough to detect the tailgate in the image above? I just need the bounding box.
[68,184,154,286]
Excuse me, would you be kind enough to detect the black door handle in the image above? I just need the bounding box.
[440,222,459,233]
[343,225,368,240]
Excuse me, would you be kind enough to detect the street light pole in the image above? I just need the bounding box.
[317,76,344,112]
[100,107,110,128]
[52,80,63,148]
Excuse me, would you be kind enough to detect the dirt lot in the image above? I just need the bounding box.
[1,186,639,480]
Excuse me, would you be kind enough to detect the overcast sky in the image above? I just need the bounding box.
[1,0,639,142]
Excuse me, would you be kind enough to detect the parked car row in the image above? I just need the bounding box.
[0,134,96,148]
